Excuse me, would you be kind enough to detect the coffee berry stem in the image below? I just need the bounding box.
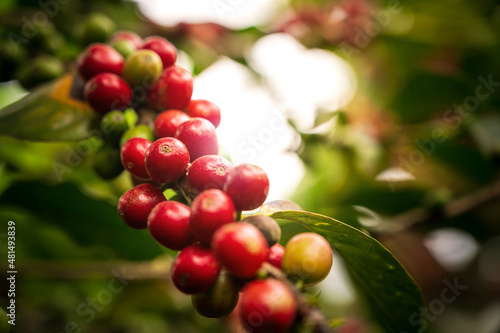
[235,210,242,221]
[175,178,194,205]
[136,106,156,128]
[261,262,335,333]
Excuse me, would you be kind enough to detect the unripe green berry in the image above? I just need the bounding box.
[79,12,116,45]
[119,124,154,147]
[16,55,64,89]
[100,110,129,145]
[123,49,163,88]
[110,39,136,59]
[92,144,124,179]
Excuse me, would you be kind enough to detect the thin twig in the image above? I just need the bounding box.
[389,178,500,232]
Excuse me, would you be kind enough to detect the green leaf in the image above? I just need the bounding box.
[270,210,423,333]
[0,75,97,141]
[0,80,27,109]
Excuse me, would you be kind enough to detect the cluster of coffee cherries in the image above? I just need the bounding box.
[77,29,192,114]
[117,157,333,332]
[78,30,333,333]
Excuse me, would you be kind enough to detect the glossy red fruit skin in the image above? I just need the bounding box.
[239,279,297,333]
[190,189,235,244]
[223,164,270,211]
[267,243,285,269]
[77,43,124,81]
[154,109,190,138]
[142,36,177,68]
[175,118,218,162]
[144,137,190,184]
[147,201,194,250]
[117,183,166,229]
[187,155,232,194]
[186,99,221,128]
[109,30,143,49]
[148,66,193,111]
[212,222,269,279]
[170,244,221,294]
[120,137,152,180]
[84,73,132,114]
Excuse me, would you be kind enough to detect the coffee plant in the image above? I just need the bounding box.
[0,28,423,333]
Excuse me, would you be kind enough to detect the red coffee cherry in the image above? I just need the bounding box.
[187,155,232,194]
[154,109,190,138]
[223,164,270,211]
[190,189,235,244]
[77,43,124,81]
[148,66,193,111]
[117,183,166,229]
[147,201,194,250]
[186,99,221,128]
[109,30,143,49]
[239,279,297,333]
[84,73,132,114]
[175,117,218,162]
[282,232,333,285]
[212,222,269,279]
[170,244,221,294]
[144,137,190,184]
[142,36,177,68]
[267,243,285,269]
[120,137,151,180]
[191,272,239,318]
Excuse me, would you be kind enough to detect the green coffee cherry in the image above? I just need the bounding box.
[191,272,239,318]
[119,124,155,147]
[100,110,129,146]
[79,12,116,45]
[92,144,124,180]
[16,55,64,89]
[123,49,163,88]
[243,215,281,247]
[42,31,66,54]
[110,39,136,59]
